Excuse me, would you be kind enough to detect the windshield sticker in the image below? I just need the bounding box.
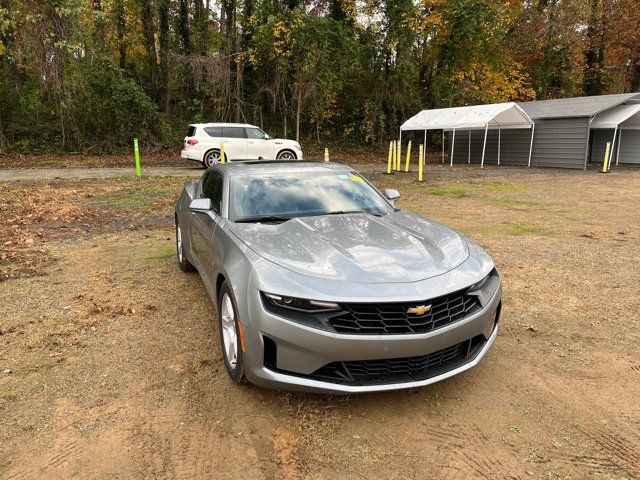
[349,175,363,182]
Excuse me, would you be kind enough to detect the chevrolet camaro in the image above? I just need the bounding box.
[174,161,501,394]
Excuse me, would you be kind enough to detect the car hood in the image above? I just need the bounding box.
[229,211,469,284]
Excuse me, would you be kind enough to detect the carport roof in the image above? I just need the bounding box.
[591,103,640,129]
[518,93,640,120]
[400,102,533,132]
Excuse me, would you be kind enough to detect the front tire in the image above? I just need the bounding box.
[176,218,195,272]
[276,149,297,160]
[217,282,246,383]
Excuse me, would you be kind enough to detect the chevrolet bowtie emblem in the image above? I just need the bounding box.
[407,305,432,315]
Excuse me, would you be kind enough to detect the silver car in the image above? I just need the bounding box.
[174,161,501,394]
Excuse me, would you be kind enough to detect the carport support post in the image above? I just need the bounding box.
[450,129,456,166]
[468,130,471,164]
[610,126,618,170]
[423,130,427,165]
[133,138,141,177]
[616,130,623,165]
[442,131,445,163]
[528,124,535,167]
[480,123,488,168]
[497,128,501,165]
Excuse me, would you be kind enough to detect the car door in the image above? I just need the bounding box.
[190,171,223,285]
[221,126,247,160]
[245,127,271,159]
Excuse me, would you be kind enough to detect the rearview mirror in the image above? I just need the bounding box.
[384,189,400,202]
[264,133,271,140]
[189,198,212,212]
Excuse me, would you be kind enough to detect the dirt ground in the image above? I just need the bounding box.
[1,162,639,479]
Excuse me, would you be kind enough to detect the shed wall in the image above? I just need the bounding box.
[618,130,640,164]
[529,118,589,169]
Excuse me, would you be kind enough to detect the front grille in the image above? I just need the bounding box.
[265,335,487,386]
[329,289,481,335]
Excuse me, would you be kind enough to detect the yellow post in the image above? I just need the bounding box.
[418,144,424,182]
[396,140,402,171]
[324,147,329,162]
[404,140,412,172]
[602,141,611,173]
[386,141,393,174]
[220,141,225,164]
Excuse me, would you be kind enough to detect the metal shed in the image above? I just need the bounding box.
[406,93,640,170]
[518,93,640,169]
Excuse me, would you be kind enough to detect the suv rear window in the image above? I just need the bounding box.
[204,126,223,137]
[222,127,246,138]
[187,126,196,137]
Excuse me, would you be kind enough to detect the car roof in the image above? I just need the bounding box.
[190,123,257,128]
[209,161,351,175]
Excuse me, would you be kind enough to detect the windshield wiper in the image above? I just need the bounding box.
[303,209,384,218]
[234,215,292,223]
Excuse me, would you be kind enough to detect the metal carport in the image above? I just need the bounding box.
[590,103,640,165]
[400,102,534,168]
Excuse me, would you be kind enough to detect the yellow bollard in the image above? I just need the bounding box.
[220,141,225,164]
[418,144,424,182]
[404,140,412,172]
[386,141,393,174]
[396,140,402,171]
[601,141,611,173]
[324,147,329,162]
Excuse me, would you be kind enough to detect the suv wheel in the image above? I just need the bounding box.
[204,150,223,167]
[276,150,296,160]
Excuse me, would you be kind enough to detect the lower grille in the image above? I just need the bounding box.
[265,335,487,387]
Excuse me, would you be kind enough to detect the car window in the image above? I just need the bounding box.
[187,126,196,137]
[201,171,223,213]
[203,126,223,137]
[246,128,266,139]
[229,171,393,220]
[222,127,246,138]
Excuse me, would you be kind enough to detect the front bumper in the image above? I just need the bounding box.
[242,283,501,394]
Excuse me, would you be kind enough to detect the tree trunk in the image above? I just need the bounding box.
[141,0,158,96]
[584,0,604,95]
[115,0,126,69]
[158,0,169,109]
[178,0,191,54]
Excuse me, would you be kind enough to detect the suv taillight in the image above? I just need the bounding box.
[187,139,198,146]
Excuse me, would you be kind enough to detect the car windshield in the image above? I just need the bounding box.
[230,171,394,221]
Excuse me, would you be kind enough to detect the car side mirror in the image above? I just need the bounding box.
[189,198,212,212]
[264,134,271,140]
[384,189,401,202]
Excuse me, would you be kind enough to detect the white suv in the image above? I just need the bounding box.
[181,123,303,167]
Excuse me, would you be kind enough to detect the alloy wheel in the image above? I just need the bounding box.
[278,151,295,160]
[221,293,238,369]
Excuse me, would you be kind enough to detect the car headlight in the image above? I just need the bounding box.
[263,292,338,312]
[467,268,500,307]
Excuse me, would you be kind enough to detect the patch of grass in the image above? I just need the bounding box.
[144,243,175,261]
[468,181,526,192]
[424,185,467,198]
[509,223,543,234]
[89,185,174,210]
[487,198,537,207]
